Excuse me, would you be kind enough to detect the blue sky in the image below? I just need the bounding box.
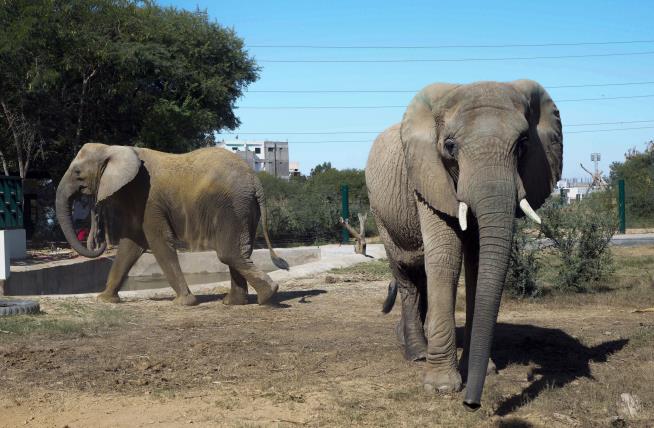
[162,0,654,178]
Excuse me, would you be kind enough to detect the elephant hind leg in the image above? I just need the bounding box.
[223,266,249,305]
[221,256,278,305]
[389,259,428,362]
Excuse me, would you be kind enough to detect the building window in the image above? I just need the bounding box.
[268,147,274,152]
[232,147,238,151]
[255,147,261,154]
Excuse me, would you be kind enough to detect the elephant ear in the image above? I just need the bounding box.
[400,83,460,218]
[511,79,563,210]
[96,145,141,203]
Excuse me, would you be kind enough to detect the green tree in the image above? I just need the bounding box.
[0,0,258,180]
[609,140,654,226]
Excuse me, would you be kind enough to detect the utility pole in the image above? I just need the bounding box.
[591,152,601,179]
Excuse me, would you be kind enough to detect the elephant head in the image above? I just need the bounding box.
[400,80,562,409]
[56,143,142,258]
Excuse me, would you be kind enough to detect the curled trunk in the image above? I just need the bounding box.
[55,177,106,258]
[463,174,516,410]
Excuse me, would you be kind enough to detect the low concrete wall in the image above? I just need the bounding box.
[2,247,320,296]
[6,256,114,295]
[127,247,320,276]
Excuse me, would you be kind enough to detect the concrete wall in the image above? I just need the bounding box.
[128,247,320,276]
[3,247,320,296]
[5,256,114,295]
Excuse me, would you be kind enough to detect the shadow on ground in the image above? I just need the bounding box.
[454,323,628,416]
[186,289,328,306]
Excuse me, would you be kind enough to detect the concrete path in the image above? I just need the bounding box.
[611,233,654,246]
[27,244,387,301]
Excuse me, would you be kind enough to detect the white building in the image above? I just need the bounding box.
[217,140,293,179]
[289,161,301,177]
[555,178,595,203]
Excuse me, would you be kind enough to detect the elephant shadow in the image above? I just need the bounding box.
[193,288,328,307]
[455,323,629,416]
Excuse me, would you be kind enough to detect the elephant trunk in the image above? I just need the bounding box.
[56,173,107,258]
[461,168,516,410]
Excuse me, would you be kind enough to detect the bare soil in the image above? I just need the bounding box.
[1,251,653,427]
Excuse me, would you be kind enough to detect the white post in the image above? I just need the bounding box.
[0,229,26,281]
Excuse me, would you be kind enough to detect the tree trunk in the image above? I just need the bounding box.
[74,67,98,152]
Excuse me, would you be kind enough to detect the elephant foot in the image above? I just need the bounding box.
[173,293,198,306]
[223,291,248,305]
[423,367,462,394]
[97,292,121,304]
[395,320,427,361]
[256,283,278,305]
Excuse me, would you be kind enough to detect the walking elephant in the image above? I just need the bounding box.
[366,80,562,410]
[56,143,289,306]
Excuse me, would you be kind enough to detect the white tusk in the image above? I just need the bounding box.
[458,202,468,231]
[519,199,541,224]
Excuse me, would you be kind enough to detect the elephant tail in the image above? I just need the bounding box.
[381,279,399,313]
[255,182,290,271]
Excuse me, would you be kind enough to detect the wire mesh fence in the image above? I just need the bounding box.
[26,177,654,255]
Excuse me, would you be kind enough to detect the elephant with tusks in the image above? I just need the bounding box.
[366,80,562,410]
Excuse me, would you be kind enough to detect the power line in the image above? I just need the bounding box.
[248,81,654,93]
[258,50,654,63]
[220,120,654,135]
[221,127,654,144]
[548,81,654,89]
[559,94,654,103]
[249,39,654,49]
[566,119,654,127]
[238,94,654,109]
[567,126,654,134]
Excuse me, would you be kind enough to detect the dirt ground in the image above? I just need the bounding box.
[1,253,654,427]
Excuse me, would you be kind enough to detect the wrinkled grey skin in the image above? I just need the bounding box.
[56,143,289,306]
[366,80,562,409]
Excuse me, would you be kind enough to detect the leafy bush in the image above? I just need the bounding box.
[506,218,543,298]
[257,166,372,245]
[540,195,617,292]
[610,141,654,227]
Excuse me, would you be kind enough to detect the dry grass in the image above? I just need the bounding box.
[0,247,652,426]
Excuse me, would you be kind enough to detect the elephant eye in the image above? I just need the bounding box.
[443,138,458,159]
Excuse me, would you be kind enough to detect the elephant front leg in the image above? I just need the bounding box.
[97,238,144,303]
[418,203,463,394]
[145,219,198,306]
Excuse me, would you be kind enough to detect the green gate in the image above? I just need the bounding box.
[0,177,24,229]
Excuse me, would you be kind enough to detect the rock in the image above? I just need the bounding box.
[618,393,641,418]
[324,275,337,284]
[609,415,626,427]
[526,366,535,381]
